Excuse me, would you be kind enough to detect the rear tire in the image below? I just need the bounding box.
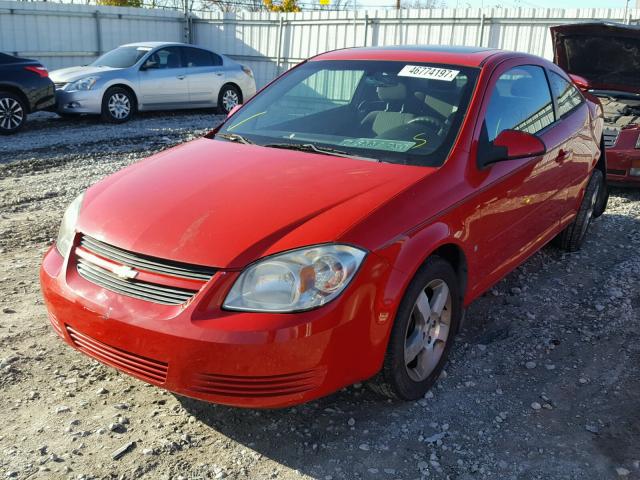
[370,256,461,400]
[218,84,242,114]
[0,91,27,135]
[101,87,134,123]
[557,169,602,252]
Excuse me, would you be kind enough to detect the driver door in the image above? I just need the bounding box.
[138,47,189,108]
[468,63,566,295]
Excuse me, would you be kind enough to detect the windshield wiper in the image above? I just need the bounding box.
[263,142,375,160]
[216,133,254,144]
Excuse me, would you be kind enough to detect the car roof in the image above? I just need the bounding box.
[119,41,204,49]
[313,45,509,67]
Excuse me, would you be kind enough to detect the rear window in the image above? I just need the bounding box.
[0,52,17,64]
[548,70,584,119]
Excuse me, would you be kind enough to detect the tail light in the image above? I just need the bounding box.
[24,65,49,78]
[241,66,254,79]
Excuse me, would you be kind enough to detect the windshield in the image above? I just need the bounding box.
[216,60,479,166]
[91,46,151,68]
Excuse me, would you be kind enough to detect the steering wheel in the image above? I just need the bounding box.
[408,115,445,133]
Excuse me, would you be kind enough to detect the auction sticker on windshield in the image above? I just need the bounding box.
[398,65,459,82]
[340,138,415,152]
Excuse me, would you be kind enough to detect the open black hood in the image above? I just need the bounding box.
[551,22,640,94]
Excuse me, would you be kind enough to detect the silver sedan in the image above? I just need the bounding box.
[50,42,257,123]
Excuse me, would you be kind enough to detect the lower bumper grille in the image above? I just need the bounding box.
[66,326,168,383]
[607,169,627,176]
[47,311,64,338]
[189,370,323,398]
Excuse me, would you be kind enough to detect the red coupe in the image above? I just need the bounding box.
[41,46,608,408]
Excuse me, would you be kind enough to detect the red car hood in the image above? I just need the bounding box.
[78,139,432,269]
[551,22,640,94]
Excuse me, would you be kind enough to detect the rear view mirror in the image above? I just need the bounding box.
[479,129,546,168]
[569,74,591,91]
[227,104,242,118]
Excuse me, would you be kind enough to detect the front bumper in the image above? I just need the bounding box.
[54,88,103,114]
[607,149,640,186]
[40,245,396,408]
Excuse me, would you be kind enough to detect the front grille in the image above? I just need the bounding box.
[77,258,197,305]
[80,235,216,280]
[76,234,216,305]
[66,325,168,383]
[189,370,323,398]
[603,127,620,148]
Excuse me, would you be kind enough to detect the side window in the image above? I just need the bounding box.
[146,47,182,69]
[484,65,554,141]
[184,47,218,68]
[548,71,584,119]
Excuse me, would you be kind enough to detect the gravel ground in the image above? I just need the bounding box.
[0,111,639,480]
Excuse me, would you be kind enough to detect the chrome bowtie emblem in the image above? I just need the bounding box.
[113,264,138,280]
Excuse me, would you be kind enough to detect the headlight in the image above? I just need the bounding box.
[223,244,367,312]
[55,193,84,259]
[66,76,98,91]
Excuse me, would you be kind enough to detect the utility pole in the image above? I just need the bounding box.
[395,0,400,9]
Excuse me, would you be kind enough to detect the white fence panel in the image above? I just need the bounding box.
[0,1,637,87]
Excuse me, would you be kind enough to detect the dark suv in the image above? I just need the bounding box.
[0,52,55,135]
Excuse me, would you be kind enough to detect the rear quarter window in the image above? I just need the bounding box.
[548,70,584,119]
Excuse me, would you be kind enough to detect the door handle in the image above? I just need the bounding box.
[177,75,185,80]
[215,72,223,76]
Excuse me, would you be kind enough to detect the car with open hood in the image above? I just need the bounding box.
[41,46,607,408]
[552,22,640,186]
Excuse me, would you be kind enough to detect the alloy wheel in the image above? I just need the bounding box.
[0,96,24,131]
[222,89,239,112]
[404,278,452,382]
[107,93,131,120]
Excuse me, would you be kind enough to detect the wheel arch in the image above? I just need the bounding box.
[103,83,139,111]
[219,82,243,103]
[0,84,31,113]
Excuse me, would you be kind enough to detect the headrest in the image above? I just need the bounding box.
[377,83,407,101]
[167,53,180,68]
[510,77,537,97]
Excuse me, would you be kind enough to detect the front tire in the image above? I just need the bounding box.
[557,169,602,252]
[370,256,461,400]
[218,84,241,114]
[101,87,134,123]
[0,91,27,135]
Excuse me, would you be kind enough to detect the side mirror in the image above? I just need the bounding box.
[569,74,591,92]
[479,129,546,168]
[140,60,158,71]
[226,104,242,118]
